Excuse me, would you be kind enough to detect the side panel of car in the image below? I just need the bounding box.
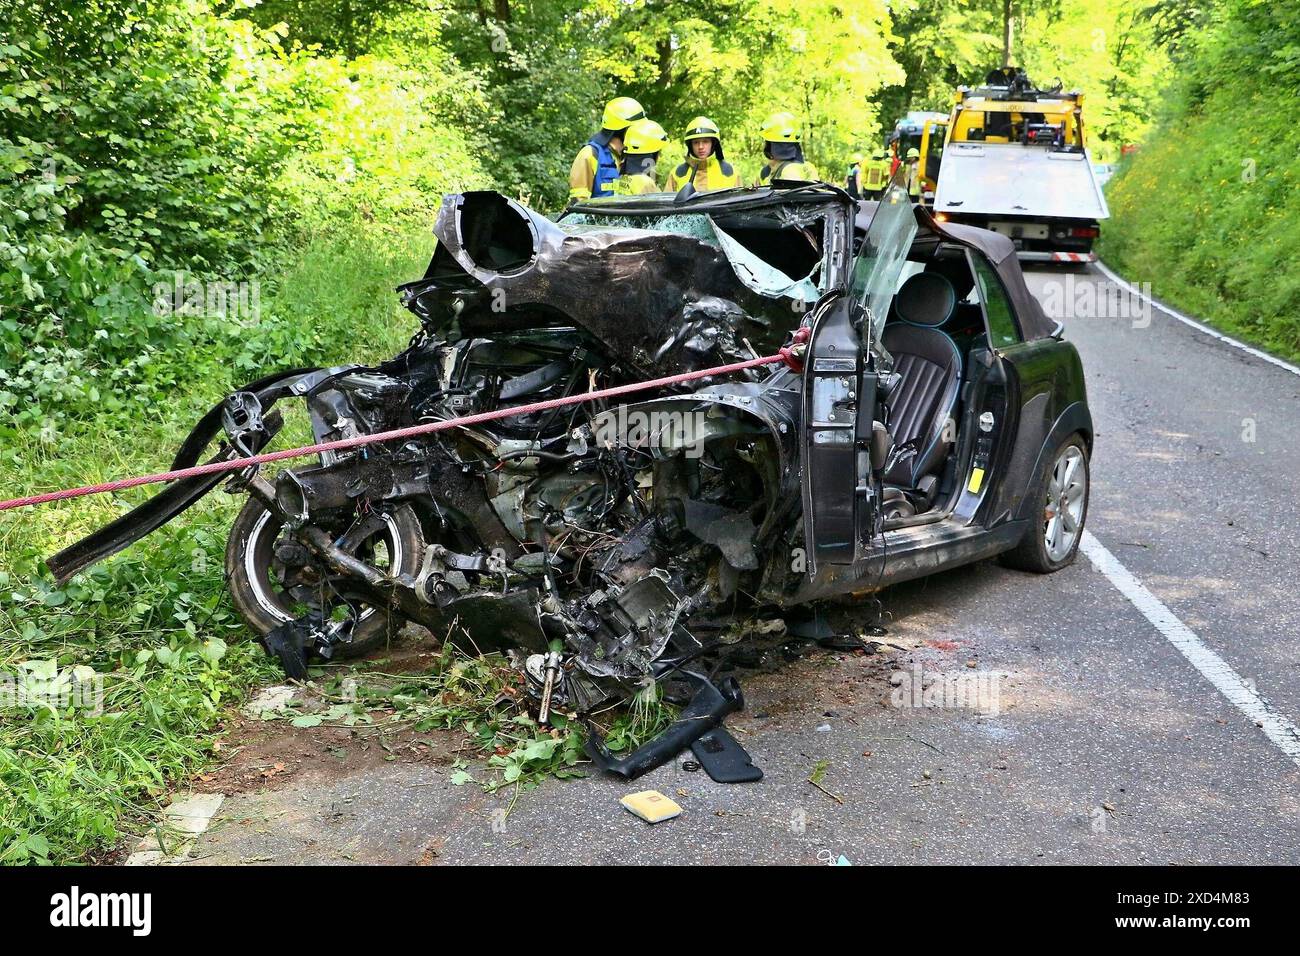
[990,338,1090,525]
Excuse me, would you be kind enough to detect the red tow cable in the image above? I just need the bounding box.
[0,342,808,513]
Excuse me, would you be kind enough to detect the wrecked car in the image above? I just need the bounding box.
[48,178,1092,780]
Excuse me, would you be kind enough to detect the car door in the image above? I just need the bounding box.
[801,181,917,572]
[965,249,1063,523]
[954,249,1015,517]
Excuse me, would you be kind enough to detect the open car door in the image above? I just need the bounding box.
[802,180,917,572]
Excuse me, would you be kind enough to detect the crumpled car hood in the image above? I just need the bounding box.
[400,192,825,378]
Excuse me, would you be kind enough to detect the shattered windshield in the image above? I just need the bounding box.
[850,180,918,347]
[560,212,719,244]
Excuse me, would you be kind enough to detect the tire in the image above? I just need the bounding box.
[225,497,424,659]
[999,434,1089,574]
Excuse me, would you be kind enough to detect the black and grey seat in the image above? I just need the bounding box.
[880,271,962,511]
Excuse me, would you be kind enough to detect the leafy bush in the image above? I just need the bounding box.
[1,1,452,858]
[1101,0,1300,362]
[0,1,491,434]
[0,3,283,430]
[270,49,493,236]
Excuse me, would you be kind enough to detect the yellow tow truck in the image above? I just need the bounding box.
[933,68,1109,262]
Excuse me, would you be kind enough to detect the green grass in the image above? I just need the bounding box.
[0,222,428,864]
[1099,86,1300,365]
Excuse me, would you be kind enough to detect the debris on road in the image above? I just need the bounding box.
[125,793,225,866]
[818,850,853,866]
[620,790,683,824]
[808,759,844,804]
[689,727,764,783]
[242,684,297,718]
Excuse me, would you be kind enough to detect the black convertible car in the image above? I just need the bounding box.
[49,177,1091,778]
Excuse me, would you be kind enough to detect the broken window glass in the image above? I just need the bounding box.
[850,182,918,348]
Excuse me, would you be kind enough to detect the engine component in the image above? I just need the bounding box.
[568,571,685,679]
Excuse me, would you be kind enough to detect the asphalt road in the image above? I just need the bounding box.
[178,263,1300,865]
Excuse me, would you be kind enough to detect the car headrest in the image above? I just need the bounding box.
[894,272,956,327]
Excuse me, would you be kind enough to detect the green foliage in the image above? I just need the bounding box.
[875,0,1187,160]
[0,494,279,865]
[1,1,290,271]
[264,24,494,233]
[1016,0,1181,159]
[0,222,427,864]
[876,0,1006,126]
[0,1,489,434]
[1101,0,1300,362]
[367,649,592,791]
[241,0,412,58]
[0,3,276,430]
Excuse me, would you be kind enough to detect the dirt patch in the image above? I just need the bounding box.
[196,712,466,795]
[728,643,901,731]
[352,640,444,675]
[924,638,962,652]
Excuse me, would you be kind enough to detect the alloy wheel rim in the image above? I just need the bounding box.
[1043,446,1085,562]
[247,508,401,625]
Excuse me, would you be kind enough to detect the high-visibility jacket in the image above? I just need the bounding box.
[568,137,621,200]
[756,160,819,186]
[845,164,861,198]
[905,160,921,198]
[610,173,658,196]
[665,154,742,192]
[862,159,890,192]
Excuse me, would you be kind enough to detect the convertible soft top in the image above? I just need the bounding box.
[937,218,1058,340]
[855,200,1058,341]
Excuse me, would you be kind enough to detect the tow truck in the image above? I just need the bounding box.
[933,68,1108,263]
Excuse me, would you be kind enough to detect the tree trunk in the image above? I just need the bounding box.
[656,38,673,88]
[342,0,357,60]
[1002,0,1014,67]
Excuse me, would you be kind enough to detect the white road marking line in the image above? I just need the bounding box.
[1095,260,1300,378]
[124,791,225,865]
[1080,531,1300,767]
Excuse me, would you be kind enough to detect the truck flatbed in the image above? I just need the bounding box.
[935,142,1109,222]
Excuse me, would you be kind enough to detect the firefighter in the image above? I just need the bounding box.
[904,146,922,199]
[568,96,646,200]
[845,152,863,199]
[610,119,670,196]
[755,111,819,185]
[664,116,742,193]
[862,148,890,199]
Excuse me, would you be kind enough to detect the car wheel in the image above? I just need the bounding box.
[225,497,424,659]
[1000,434,1089,573]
